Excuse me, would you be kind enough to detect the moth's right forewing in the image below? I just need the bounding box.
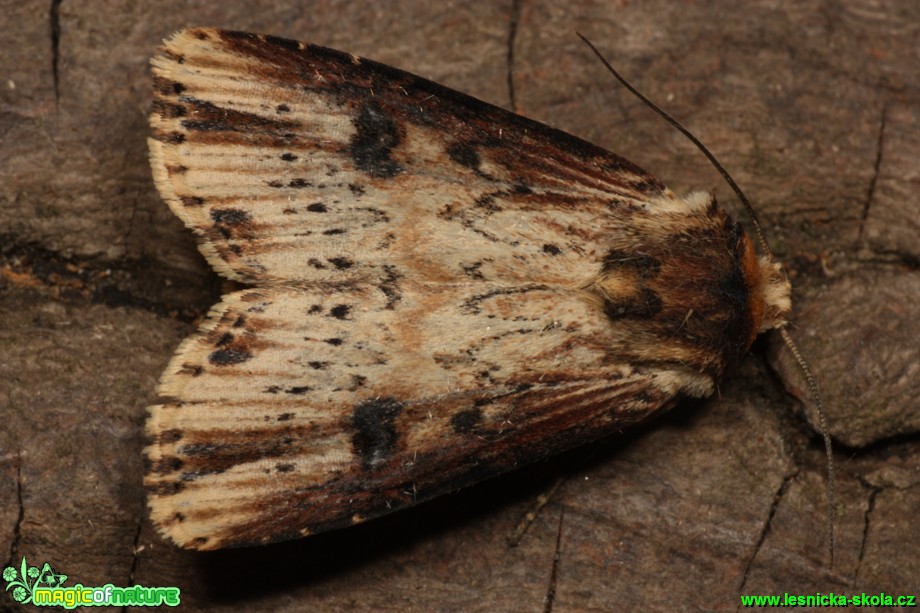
[148,28,666,288]
[146,282,695,550]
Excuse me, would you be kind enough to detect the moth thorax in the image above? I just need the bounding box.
[584,197,791,380]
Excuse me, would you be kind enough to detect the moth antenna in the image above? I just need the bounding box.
[577,32,836,567]
[575,32,772,260]
[780,328,836,567]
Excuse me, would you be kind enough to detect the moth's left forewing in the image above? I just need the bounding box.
[146,28,790,549]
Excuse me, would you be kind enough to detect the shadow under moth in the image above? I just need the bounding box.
[145,28,802,551]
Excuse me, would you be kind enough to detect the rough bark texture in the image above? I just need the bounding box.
[1,1,917,610]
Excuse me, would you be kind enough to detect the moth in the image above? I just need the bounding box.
[145,28,793,550]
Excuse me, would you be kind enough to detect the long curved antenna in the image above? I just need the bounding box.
[575,32,772,258]
[576,32,836,566]
[781,328,836,566]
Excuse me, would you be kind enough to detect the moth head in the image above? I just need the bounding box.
[743,243,792,335]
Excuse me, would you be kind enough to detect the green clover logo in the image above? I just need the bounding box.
[3,556,66,605]
[11,586,26,603]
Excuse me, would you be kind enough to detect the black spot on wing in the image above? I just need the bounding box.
[602,287,663,320]
[152,100,186,119]
[451,408,482,434]
[349,102,403,178]
[211,208,251,224]
[157,429,184,444]
[208,347,252,365]
[474,191,503,213]
[351,397,404,470]
[153,76,185,96]
[179,363,203,377]
[207,332,253,365]
[447,142,480,171]
[379,264,402,309]
[328,257,353,270]
[461,261,485,280]
[180,195,205,207]
[350,374,367,390]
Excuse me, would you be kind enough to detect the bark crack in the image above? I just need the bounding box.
[738,469,798,596]
[50,0,63,105]
[542,508,564,613]
[122,518,143,612]
[857,104,887,245]
[854,482,879,579]
[0,234,203,323]
[6,455,24,567]
[506,0,523,113]
[121,194,139,255]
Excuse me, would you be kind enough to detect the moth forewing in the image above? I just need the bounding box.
[146,28,791,550]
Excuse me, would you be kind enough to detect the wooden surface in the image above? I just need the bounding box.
[1,1,918,610]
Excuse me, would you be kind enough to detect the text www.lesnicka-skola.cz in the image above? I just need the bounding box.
[740,592,916,607]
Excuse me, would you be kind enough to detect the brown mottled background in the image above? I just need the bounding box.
[2,1,918,610]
